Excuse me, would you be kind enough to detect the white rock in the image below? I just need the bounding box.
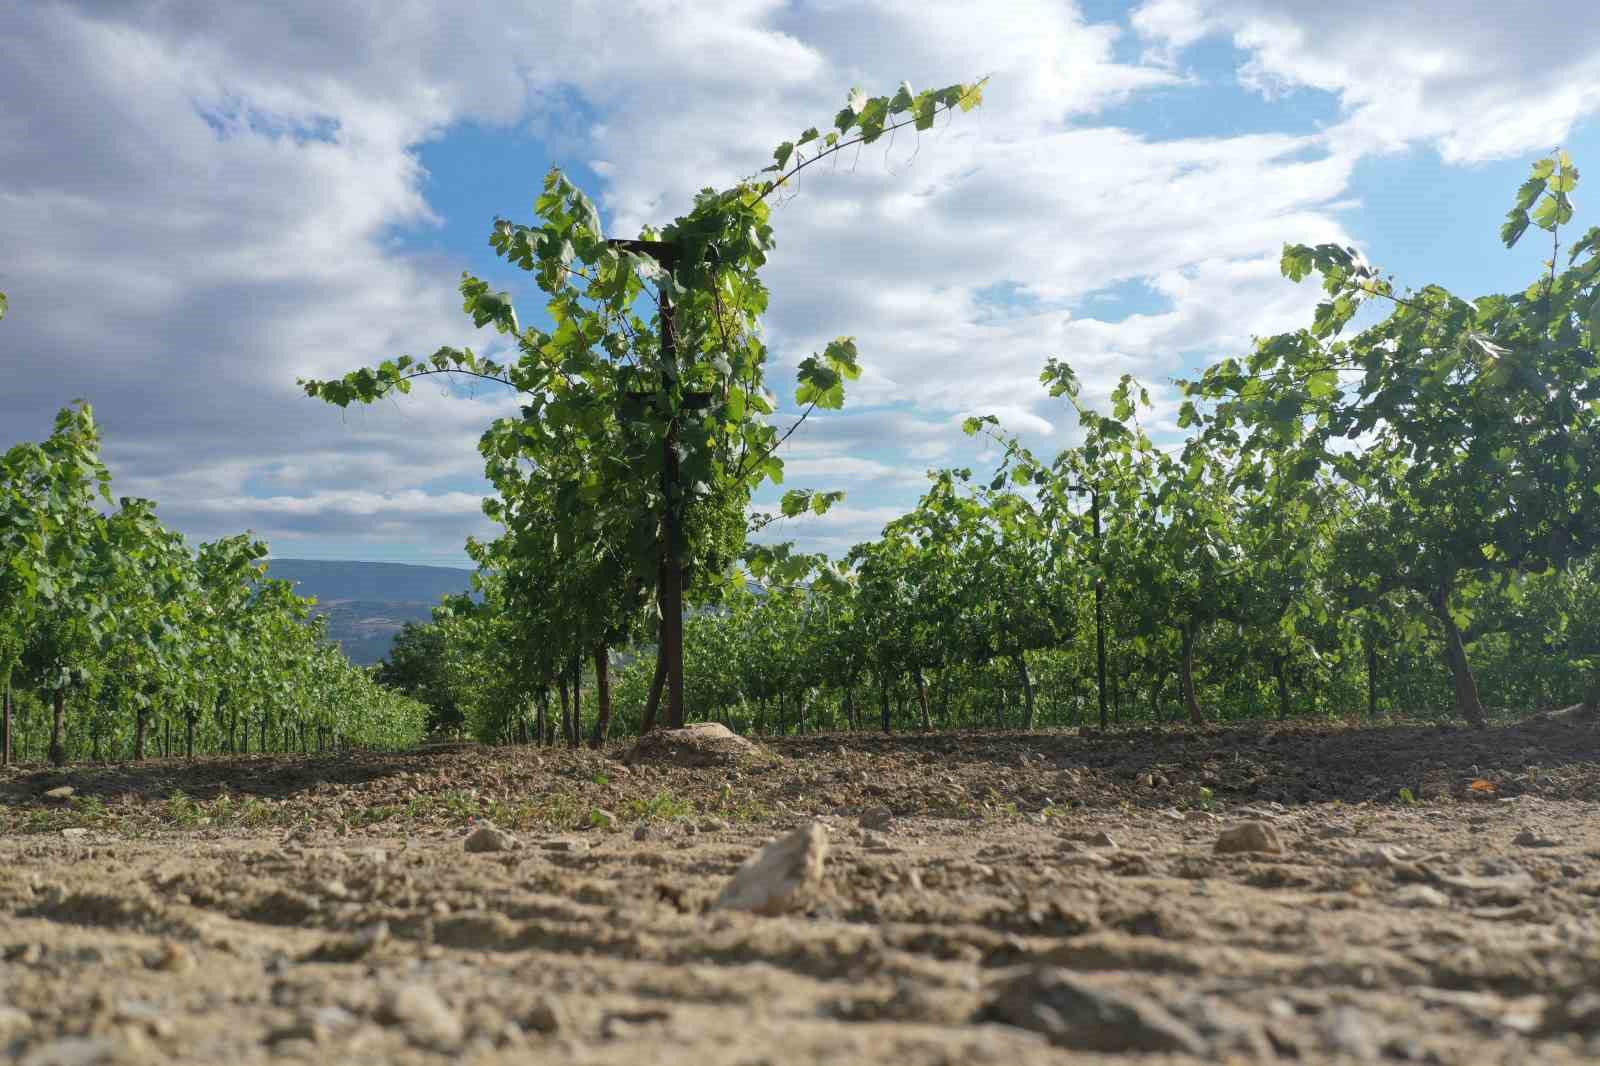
[0,1005,32,1039]
[713,821,829,916]
[1214,822,1283,855]
[463,824,516,854]
[377,984,463,1047]
[1391,885,1451,909]
[18,1036,123,1066]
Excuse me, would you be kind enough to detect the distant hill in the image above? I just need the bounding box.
[265,559,477,665]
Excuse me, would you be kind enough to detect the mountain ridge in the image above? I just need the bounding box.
[265,558,477,664]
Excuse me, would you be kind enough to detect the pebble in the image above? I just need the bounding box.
[0,1005,33,1040]
[376,984,463,1048]
[859,806,894,831]
[18,1036,127,1066]
[112,1001,174,1039]
[464,824,517,854]
[543,840,588,855]
[979,967,1208,1055]
[43,786,75,801]
[266,1005,361,1046]
[1512,827,1561,848]
[714,821,829,915]
[1320,1006,1381,1059]
[599,1007,671,1039]
[1214,822,1283,855]
[60,828,89,840]
[146,941,194,974]
[524,997,562,1034]
[1391,885,1451,909]
[306,921,390,963]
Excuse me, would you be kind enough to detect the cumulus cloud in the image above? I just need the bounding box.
[2,1,1596,566]
[1131,0,1600,162]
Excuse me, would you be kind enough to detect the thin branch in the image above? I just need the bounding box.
[735,398,823,483]
[752,80,988,207]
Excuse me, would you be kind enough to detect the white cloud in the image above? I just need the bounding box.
[3,1,1597,566]
[1131,0,1600,162]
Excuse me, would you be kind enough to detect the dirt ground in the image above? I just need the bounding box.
[3,711,1600,1064]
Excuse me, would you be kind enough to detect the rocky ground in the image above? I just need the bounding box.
[2,711,1600,1064]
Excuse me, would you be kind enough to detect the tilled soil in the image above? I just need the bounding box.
[2,712,1600,1064]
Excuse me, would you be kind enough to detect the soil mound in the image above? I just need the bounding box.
[623,722,775,768]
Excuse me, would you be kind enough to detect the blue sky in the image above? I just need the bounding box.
[4,1,1599,567]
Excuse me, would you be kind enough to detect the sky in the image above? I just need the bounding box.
[3,1,1598,568]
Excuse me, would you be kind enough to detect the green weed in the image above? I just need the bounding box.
[165,790,204,828]
[623,789,696,822]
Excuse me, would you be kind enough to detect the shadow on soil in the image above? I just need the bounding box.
[774,707,1600,806]
[2,710,1597,814]
[0,749,423,807]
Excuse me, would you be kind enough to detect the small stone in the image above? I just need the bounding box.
[1084,831,1118,849]
[633,824,657,842]
[698,818,729,833]
[713,821,829,916]
[43,786,75,801]
[600,1007,671,1039]
[859,806,894,831]
[1391,885,1451,909]
[146,941,194,974]
[543,840,588,855]
[1320,1007,1381,1059]
[376,984,463,1048]
[1214,822,1283,855]
[18,1036,125,1066]
[0,1005,33,1040]
[524,997,562,1034]
[60,828,89,840]
[464,824,516,854]
[112,1001,174,1039]
[1512,827,1561,848]
[309,1005,360,1034]
[305,921,390,963]
[266,1006,361,1047]
[978,968,1207,1055]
